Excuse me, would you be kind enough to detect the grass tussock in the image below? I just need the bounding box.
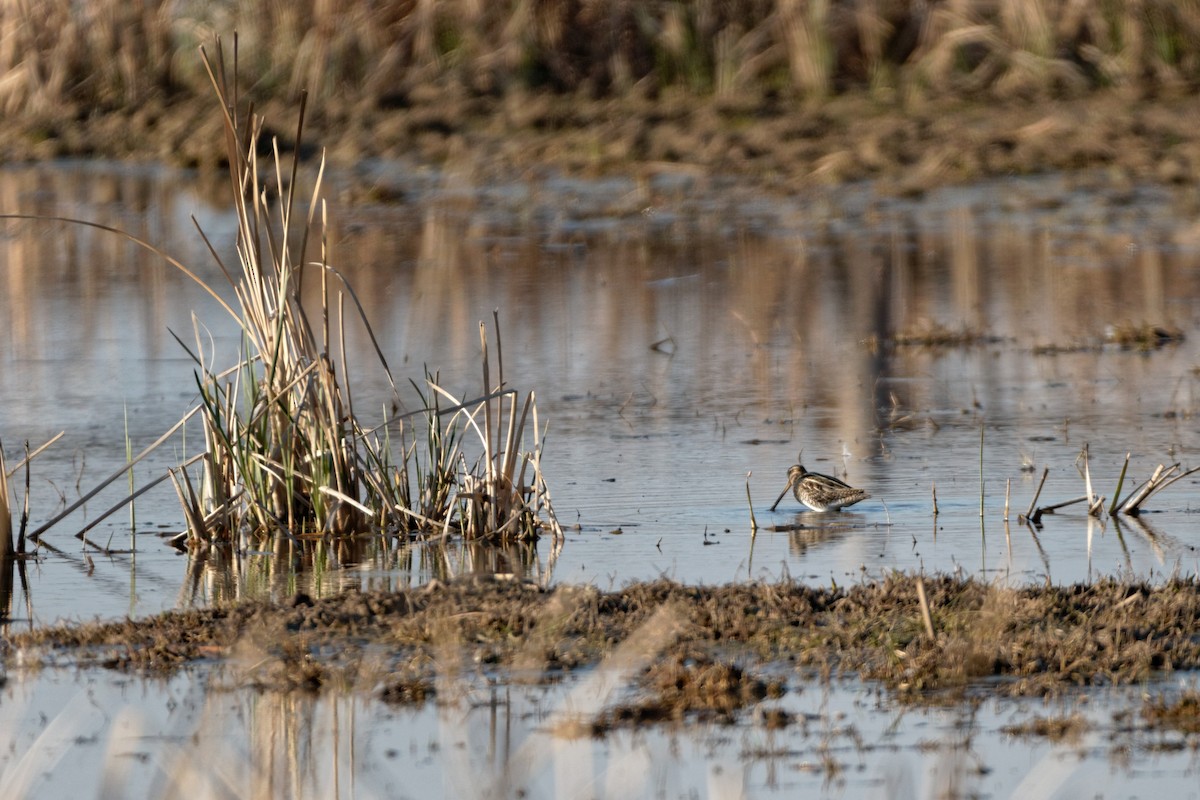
[166,43,560,547]
[5,0,1200,118]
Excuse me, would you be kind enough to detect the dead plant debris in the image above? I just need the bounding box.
[884,324,1007,349]
[9,574,1200,717]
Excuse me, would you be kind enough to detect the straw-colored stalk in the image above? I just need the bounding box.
[0,442,11,559]
[1118,462,1200,516]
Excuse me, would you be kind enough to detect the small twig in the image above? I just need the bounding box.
[932,483,939,516]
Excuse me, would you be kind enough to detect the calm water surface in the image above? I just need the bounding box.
[4,162,1200,797]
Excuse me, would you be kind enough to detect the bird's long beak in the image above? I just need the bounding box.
[769,477,794,512]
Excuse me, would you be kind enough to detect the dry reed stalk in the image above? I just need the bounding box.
[1023,466,1049,523]
[27,406,202,542]
[1080,443,1105,516]
[915,577,935,640]
[1119,462,1200,516]
[1109,452,1131,516]
[0,442,11,560]
[746,472,758,534]
[779,0,833,98]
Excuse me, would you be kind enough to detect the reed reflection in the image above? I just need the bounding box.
[181,534,559,607]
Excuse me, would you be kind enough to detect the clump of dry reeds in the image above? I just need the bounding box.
[164,42,561,547]
[0,38,562,551]
[1021,446,1200,526]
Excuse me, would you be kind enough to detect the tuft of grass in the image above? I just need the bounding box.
[165,41,561,547]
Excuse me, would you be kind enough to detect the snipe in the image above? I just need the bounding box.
[770,464,870,513]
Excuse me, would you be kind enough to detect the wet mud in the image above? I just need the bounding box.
[9,574,1200,732]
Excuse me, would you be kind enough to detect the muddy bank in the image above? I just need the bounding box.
[8,574,1200,723]
[7,89,1200,196]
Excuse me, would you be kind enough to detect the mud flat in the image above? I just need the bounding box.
[8,573,1200,733]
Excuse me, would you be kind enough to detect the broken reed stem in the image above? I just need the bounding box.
[74,453,206,542]
[1037,495,1088,513]
[29,405,202,541]
[19,442,30,553]
[1120,463,1172,514]
[7,431,64,475]
[932,483,939,516]
[1004,478,1010,521]
[746,472,758,535]
[1081,443,1104,516]
[1109,452,1131,516]
[1124,464,1200,515]
[916,577,935,641]
[1025,467,1049,521]
[978,422,985,518]
[0,441,10,561]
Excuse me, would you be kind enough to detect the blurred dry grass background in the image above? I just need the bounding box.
[5,0,1200,111]
[3,2,1200,180]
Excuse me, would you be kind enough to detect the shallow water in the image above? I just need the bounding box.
[4,162,1200,623]
[5,161,1200,797]
[6,665,1200,799]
